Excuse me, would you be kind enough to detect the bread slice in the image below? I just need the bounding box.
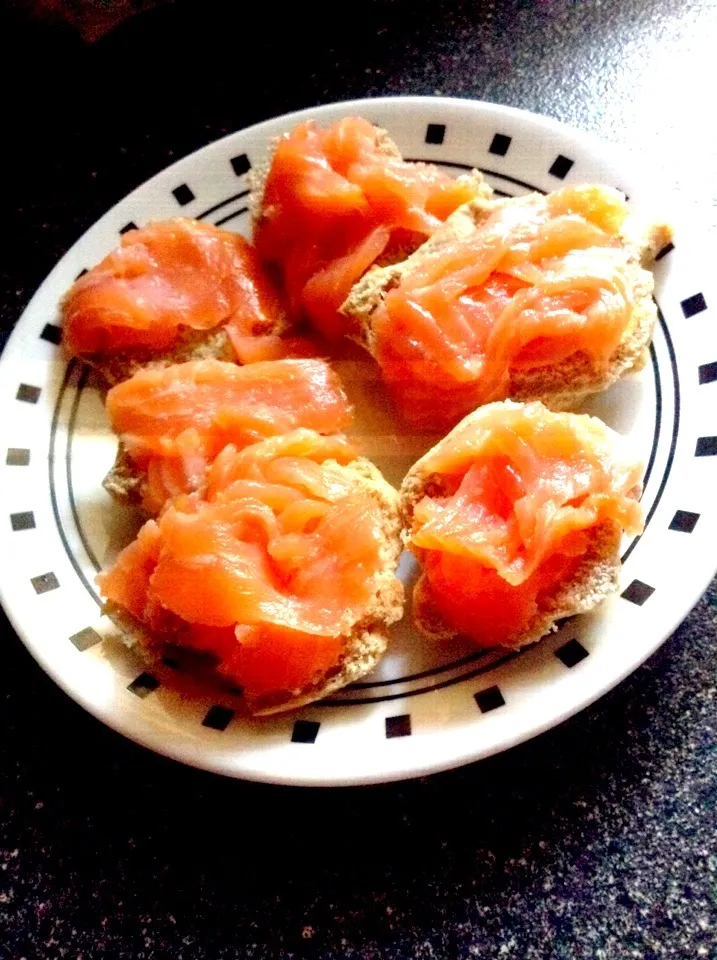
[342,192,673,411]
[77,308,301,387]
[81,325,238,387]
[399,403,641,649]
[103,455,404,715]
[103,440,144,509]
[249,124,492,271]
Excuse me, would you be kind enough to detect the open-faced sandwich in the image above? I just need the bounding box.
[98,430,404,714]
[344,185,672,428]
[62,218,289,384]
[400,401,644,649]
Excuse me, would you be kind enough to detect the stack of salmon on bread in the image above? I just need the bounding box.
[60,115,671,713]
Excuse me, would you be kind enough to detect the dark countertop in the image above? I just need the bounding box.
[1,2,716,957]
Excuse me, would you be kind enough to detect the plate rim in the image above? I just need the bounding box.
[1,94,714,786]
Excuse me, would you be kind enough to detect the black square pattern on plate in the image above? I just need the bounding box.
[291,720,320,744]
[119,221,138,235]
[425,123,445,145]
[127,672,160,698]
[69,626,102,652]
[385,714,411,738]
[40,323,62,345]
[31,572,59,595]
[6,448,30,466]
[231,153,251,176]
[699,361,717,385]
[669,510,700,533]
[10,511,35,531]
[172,183,195,206]
[16,384,41,404]
[202,706,234,731]
[474,685,505,713]
[681,293,707,318]
[548,155,574,179]
[696,436,717,457]
[654,241,674,261]
[489,133,511,156]
[621,579,655,605]
[555,638,589,668]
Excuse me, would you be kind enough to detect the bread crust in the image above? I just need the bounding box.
[81,326,237,387]
[342,192,673,410]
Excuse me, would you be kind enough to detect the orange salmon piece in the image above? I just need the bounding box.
[97,430,386,701]
[97,519,161,621]
[373,186,635,428]
[256,117,483,339]
[106,358,352,512]
[63,218,285,357]
[225,331,326,364]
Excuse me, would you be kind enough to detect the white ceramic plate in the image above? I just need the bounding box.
[1,97,715,786]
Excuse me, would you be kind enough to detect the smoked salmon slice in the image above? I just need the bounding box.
[402,402,644,648]
[255,116,486,340]
[105,358,352,514]
[98,430,395,707]
[63,218,285,358]
[369,185,644,428]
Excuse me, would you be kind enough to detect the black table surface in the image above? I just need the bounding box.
[2,2,716,957]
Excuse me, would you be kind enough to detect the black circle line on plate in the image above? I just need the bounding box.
[214,206,249,228]
[348,646,504,689]
[319,652,520,706]
[49,155,675,698]
[621,306,680,565]
[48,358,102,608]
[196,188,250,221]
[67,364,102,574]
[405,159,548,195]
[637,342,662,496]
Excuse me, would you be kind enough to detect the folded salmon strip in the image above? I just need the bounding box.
[98,430,388,701]
[63,218,285,357]
[225,331,326,364]
[105,358,352,513]
[407,402,644,647]
[373,185,639,427]
[255,116,484,339]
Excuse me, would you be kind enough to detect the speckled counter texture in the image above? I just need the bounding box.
[1,1,716,957]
